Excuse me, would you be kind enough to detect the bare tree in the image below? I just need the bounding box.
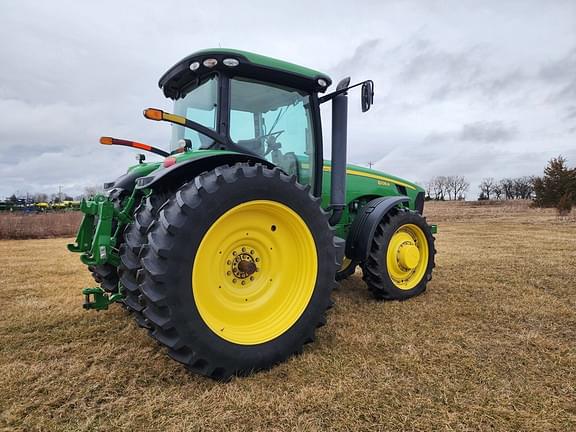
[428,176,469,200]
[491,183,502,200]
[430,177,443,200]
[500,178,514,200]
[513,176,534,199]
[434,176,448,200]
[479,177,495,200]
[445,176,453,200]
[454,176,470,200]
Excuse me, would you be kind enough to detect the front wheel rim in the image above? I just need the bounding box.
[386,223,429,290]
[192,200,318,345]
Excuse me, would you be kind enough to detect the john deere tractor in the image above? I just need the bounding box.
[69,49,436,379]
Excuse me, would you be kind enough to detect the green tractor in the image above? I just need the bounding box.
[69,49,436,379]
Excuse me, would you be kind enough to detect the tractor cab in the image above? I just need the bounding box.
[167,69,313,182]
[138,49,374,222]
[157,49,336,191]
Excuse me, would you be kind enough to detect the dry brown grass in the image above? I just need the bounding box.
[0,201,574,431]
[0,212,82,240]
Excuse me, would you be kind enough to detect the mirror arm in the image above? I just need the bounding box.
[318,80,373,104]
[144,108,228,146]
[181,118,228,146]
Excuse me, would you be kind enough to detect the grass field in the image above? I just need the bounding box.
[0,212,82,240]
[0,201,574,431]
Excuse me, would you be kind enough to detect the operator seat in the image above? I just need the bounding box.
[236,138,265,156]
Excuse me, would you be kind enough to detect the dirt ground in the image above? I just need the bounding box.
[0,201,574,431]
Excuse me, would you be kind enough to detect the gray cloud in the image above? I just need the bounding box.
[539,48,576,82]
[566,106,576,120]
[540,48,576,103]
[423,121,516,148]
[331,35,539,116]
[459,121,517,143]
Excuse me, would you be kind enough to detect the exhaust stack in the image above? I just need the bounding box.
[328,81,349,226]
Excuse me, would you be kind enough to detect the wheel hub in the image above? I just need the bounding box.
[398,243,420,270]
[386,224,430,290]
[237,258,256,275]
[227,246,260,284]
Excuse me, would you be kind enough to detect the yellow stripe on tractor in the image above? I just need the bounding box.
[322,166,416,190]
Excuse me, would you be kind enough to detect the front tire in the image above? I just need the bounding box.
[361,208,435,300]
[139,163,339,379]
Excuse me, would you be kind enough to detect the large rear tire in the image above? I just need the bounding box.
[139,163,339,380]
[118,193,167,327]
[361,208,435,300]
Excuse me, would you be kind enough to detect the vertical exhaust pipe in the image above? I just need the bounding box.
[329,92,348,226]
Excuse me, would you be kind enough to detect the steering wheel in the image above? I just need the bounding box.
[263,131,286,156]
[258,130,284,141]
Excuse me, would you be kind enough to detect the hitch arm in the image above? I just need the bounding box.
[67,196,104,253]
[82,287,124,311]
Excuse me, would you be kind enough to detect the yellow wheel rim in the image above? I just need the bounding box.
[192,200,318,345]
[386,223,429,290]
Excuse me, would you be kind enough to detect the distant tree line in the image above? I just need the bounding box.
[425,176,470,200]
[478,176,534,200]
[476,156,575,215]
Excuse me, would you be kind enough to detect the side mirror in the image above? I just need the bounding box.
[361,81,374,112]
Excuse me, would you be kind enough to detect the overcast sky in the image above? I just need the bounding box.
[1,0,575,199]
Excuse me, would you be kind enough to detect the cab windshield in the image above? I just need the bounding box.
[169,75,218,152]
[229,78,315,184]
[168,75,316,188]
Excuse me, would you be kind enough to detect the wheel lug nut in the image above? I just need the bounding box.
[250,250,254,254]
[241,281,245,285]
[250,276,254,281]
[227,271,231,275]
[242,247,246,252]
[232,278,236,283]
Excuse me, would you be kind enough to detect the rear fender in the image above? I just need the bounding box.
[135,153,277,190]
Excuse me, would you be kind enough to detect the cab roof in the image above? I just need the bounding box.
[159,48,332,99]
